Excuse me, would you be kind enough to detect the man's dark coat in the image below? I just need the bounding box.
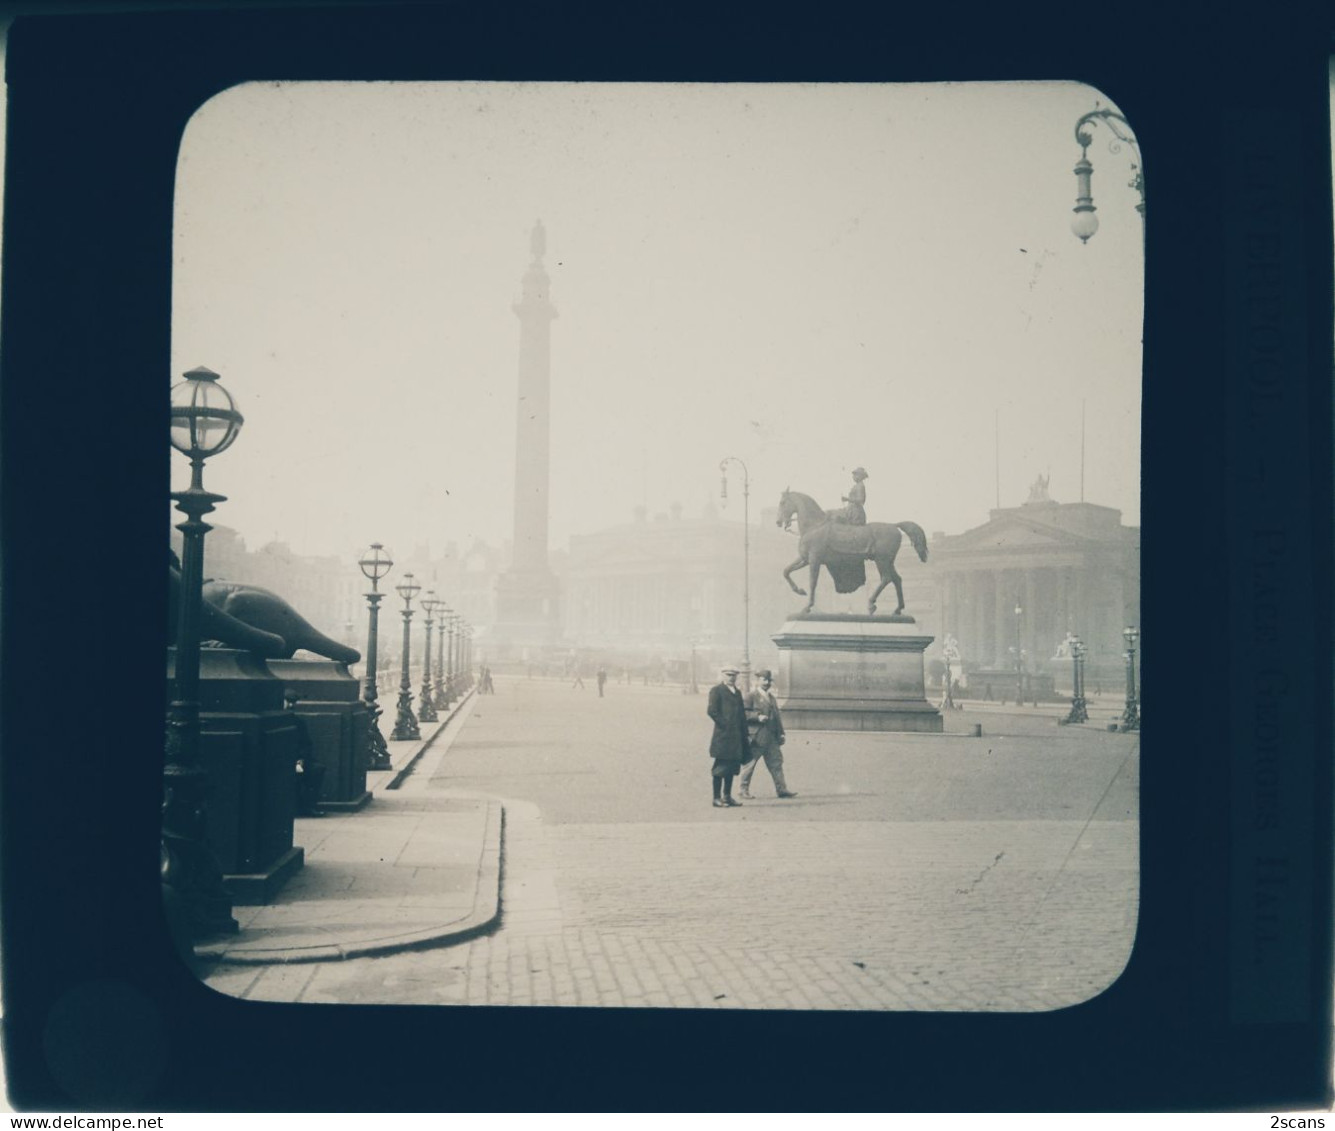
[707,680,751,762]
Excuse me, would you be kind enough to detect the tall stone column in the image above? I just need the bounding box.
[1024,569,1037,662]
[972,571,988,665]
[993,570,1010,668]
[494,221,562,652]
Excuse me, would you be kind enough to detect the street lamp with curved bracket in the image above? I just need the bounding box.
[1071,108,1145,248]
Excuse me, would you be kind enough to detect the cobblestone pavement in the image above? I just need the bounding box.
[208,674,1138,1011]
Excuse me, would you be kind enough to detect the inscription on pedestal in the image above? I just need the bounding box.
[772,616,943,733]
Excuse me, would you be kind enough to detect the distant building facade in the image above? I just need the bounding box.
[929,476,1140,685]
[560,500,811,676]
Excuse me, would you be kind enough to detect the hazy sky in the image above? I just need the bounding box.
[171,80,1145,561]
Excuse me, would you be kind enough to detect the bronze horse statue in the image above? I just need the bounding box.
[777,489,928,616]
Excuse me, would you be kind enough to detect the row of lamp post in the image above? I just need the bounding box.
[1010,592,1140,728]
[165,364,478,944]
[1058,626,1139,729]
[357,551,474,750]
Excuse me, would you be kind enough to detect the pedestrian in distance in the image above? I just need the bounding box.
[596,666,607,697]
[706,665,750,807]
[572,666,585,690]
[741,669,796,799]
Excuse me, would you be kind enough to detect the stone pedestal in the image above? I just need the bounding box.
[772,614,943,732]
[266,659,372,812]
[167,647,304,904]
[491,568,562,658]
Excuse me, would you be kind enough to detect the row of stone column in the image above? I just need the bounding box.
[938,565,1092,667]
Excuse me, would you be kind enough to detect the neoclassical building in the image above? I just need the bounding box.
[561,501,799,674]
[930,477,1140,682]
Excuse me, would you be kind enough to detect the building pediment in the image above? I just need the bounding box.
[939,515,1095,554]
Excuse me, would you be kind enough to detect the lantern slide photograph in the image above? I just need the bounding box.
[166,79,1143,1014]
[3,3,1329,1113]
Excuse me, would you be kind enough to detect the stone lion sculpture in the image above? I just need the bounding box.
[169,550,361,664]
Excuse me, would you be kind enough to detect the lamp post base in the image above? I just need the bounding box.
[418,686,439,723]
[390,687,420,741]
[365,707,393,769]
[1060,698,1089,725]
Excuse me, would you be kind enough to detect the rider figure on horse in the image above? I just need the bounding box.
[829,467,868,525]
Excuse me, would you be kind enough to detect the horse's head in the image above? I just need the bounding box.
[777,487,796,531]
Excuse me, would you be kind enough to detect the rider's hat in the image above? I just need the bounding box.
[852,466,868,478]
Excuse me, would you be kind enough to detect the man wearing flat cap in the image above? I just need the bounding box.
[741,669,797,799]
[706,666,750,807]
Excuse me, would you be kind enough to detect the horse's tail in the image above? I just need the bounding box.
[896,520,929,563]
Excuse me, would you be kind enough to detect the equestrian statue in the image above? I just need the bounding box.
[776,488,928,616]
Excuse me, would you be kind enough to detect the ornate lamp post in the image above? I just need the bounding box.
[689,637,700,695]
[719,456,752,692]
[432,600,449,709]
[1062,636,1089,725]
[1120,625,1141,731]
[417,590,439,724]
[444,611,457,703]
[941,634,960,711]
[1071,107,1145,249]
[390,573,421,741]
[357,542,394,770]
[165,366,244,941]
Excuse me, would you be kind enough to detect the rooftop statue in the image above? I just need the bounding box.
[776,488,928,616]
[1026,472,1051,504]
[169,549,361,663]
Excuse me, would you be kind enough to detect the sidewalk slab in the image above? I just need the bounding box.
[196,690,501,965]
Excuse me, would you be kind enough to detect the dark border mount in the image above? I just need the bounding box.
[1,0,1331,1114]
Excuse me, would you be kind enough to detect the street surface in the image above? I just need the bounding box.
[207,673,1139,1011]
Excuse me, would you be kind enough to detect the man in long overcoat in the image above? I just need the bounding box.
[740,669,797,799]
[706,666,750,807]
